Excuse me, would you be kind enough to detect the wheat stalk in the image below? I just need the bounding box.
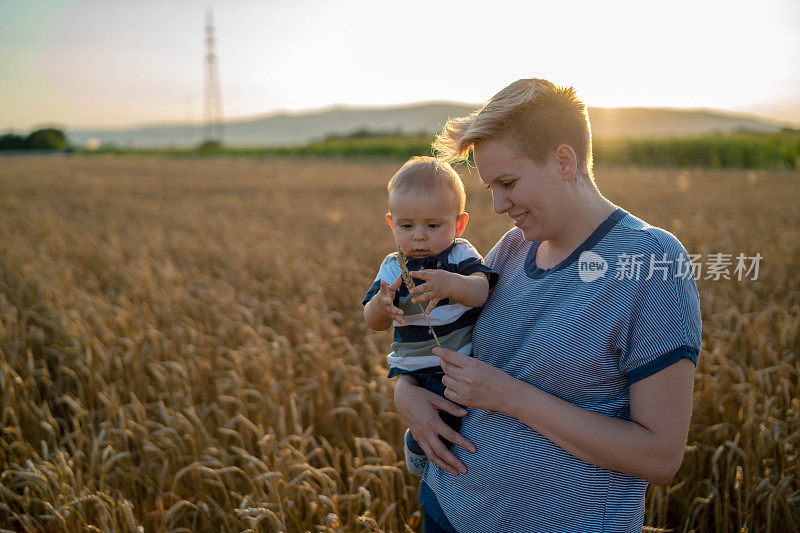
[396,249,441,347]
[4,158,798,532]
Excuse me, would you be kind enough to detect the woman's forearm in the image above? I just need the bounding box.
[499,360,694,484]
[504,381,671,483]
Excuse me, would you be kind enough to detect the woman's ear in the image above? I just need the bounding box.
[556,144,578,181]
[385,213,395,232]
[455,212,470,237]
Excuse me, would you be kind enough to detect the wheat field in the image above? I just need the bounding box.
[1,155,798,532]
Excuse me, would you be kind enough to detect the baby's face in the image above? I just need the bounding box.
[387,188,462,258]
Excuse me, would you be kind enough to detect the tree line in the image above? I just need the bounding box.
[0,128,68,151]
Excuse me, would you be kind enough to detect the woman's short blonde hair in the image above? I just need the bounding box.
[388,156,466,215]
[433,78,594,181]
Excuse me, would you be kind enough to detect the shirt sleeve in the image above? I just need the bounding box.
[361,254,403,307]
[619,232,702,384]
[452,240,499,289]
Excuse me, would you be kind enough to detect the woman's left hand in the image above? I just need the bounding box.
[434,347,516,412]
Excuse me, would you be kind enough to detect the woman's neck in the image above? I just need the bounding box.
[536,193,617,270]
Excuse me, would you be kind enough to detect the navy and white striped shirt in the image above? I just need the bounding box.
[421,208,702,532]
[362,239,497,376]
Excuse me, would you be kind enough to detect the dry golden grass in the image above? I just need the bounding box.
[0,155,797,532]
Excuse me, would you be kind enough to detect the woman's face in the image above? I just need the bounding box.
[474,139,566,243]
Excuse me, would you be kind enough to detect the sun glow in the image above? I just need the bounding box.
[0,0,798,129]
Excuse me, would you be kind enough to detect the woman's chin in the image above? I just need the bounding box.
[520,226,542,243]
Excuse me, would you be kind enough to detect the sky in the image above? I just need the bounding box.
[1,0,799,131]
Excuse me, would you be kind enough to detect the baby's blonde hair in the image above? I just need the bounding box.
[388,156,466,215]
[433,78,594,182]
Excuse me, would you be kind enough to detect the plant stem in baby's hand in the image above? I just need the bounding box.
[397,249,441,347]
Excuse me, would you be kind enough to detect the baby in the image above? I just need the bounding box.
[362,156,497,475]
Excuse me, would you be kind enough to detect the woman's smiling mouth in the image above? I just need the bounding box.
[512,212,529,226]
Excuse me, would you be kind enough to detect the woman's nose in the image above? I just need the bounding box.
[493,192,511,214]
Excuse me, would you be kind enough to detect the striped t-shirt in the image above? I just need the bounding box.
[421,208,702,532]
[362,239,497,376]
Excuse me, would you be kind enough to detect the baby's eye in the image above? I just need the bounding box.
[400,224,413,230]
[428,224,440,229]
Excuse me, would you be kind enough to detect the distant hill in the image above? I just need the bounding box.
[587,107,781,138]
[66,102,784,149]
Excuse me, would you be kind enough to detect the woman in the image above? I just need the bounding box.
[395,79,701,532]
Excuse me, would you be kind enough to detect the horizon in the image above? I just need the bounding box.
[9,101,798,134]
[2,0,799,131]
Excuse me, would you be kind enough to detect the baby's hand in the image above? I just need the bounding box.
[377,277,405,326]
[409,269,458,314]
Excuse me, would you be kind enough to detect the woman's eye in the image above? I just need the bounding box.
[486,181,515,190]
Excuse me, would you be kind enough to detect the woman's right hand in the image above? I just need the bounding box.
[393,374,476,475]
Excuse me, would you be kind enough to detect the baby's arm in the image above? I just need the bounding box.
[364,277,405,330]
[408,270,489,314]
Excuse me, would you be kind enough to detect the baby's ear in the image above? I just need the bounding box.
[385,213,395,232]
[455,212,469,237]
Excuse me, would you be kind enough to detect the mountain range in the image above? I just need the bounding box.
[66,102,786,149]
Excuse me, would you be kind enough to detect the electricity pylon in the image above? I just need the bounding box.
[203,8,223,145]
